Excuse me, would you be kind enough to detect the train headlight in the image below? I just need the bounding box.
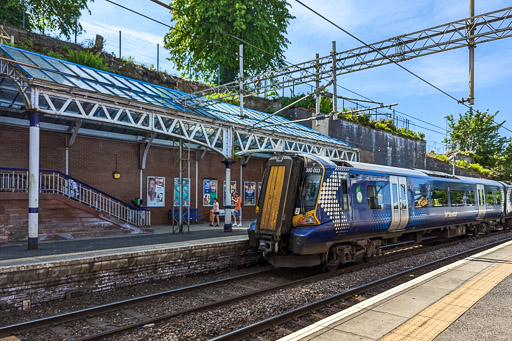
[298,215,317,225]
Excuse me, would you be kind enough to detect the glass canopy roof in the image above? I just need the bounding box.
[0,44,352,147]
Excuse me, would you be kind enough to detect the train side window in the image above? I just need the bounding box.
[414,187,428,208]
[450,189,464,206]
[400,184,407,209]
[367,185,383,209]
[466,190,475,206]
[496,192,502,205]
[431,188,448,207]
[392,184,399,210]
[486,191,495,205]
[341,180,349,211]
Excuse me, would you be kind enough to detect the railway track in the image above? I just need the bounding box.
[1,232,510,340]
[212,236,512,341]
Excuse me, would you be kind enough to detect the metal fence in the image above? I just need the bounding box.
[0,168,150,227]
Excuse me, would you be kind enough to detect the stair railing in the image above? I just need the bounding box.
[0,167,150,227]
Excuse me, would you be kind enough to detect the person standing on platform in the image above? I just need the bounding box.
[233,192,242,226]
[212,198,220,227]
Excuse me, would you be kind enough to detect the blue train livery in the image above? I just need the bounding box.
[248,154,512,269]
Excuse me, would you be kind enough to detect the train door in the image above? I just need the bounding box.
[388,176,409,231]
[476,184,485,219]
[507,187,512,215]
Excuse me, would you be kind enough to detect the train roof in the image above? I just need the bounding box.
[313,156,502,186]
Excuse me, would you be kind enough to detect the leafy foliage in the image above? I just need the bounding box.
[428,152,493,178]
[163,0,294,83]
[0,0,92,39]
[65,49,109,71]
[0,0,32,30]
[45,47,109,71]
[339,113,425,140]
[444,108,507,169]
[205,92,240,106]
[270,93,425,140]
[281,93,332,114]
[455,160,492,177]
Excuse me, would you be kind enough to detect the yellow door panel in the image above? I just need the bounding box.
[260,166,285,230]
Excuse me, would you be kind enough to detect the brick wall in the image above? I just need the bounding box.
[0,124,266,225]
[0,240,262,312]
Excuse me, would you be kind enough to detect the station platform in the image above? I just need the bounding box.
[0,220,250,263]
[279,240,512,341]
[0,221,257,312]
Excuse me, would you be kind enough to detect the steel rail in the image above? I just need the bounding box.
[0,268,275,336]
[211,236,512,341]
[0,239,434,339]
[2,234,506,340]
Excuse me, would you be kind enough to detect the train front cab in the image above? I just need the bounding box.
[249,155,334,267]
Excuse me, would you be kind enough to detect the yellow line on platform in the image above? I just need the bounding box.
[379,256,512,341]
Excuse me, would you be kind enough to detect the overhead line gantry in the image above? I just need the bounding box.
[177,6,512,110]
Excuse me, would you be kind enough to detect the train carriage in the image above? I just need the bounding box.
[248,154,511,269]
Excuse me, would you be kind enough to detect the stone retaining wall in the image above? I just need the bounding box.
[426,155,485,178]
[0,240,261,312]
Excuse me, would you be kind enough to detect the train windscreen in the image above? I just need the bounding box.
[297,171,322,213]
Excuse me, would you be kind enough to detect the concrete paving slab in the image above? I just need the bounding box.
[306,329,374,341]
[331,310,409,339]
[436,268,479,282]
[372,292,437,317]
[419,272,471,291]
[398,282,452,302]
[449,259,494,273]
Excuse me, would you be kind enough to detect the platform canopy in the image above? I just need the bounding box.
[0,44,358,161]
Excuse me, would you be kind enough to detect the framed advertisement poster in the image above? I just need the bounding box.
[223,180,237,206]
[244,181,256,206]
[203,179,218,206]
[174,178,190,207]
[147,176,165,207]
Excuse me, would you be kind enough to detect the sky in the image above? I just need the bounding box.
[74,0,512,153]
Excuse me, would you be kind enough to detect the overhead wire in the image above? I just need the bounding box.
[294,0,469,108]
[294,0,512,135]
[107,0,478,137]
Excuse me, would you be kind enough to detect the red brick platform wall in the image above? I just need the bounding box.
[0,124,266,225]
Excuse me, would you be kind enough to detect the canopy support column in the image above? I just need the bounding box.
[222,159,233,232]
[28,112,40,250]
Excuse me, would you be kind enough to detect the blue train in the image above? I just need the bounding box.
[248,154,512,269]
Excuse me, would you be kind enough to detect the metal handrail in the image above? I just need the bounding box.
[0,168,150,227]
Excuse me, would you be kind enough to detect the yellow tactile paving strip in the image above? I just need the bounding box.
[380,256,512,341]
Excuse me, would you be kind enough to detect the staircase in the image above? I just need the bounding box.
[0,168,151,242]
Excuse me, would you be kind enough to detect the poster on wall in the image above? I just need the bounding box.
[244,181,256,206]
[174,178,190,207]
[147,176,165,207]
[223,180,237,206]
[203,179,218,206]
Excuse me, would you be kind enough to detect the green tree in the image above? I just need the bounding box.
[163,0,294,83]
[0,0,92,39]
[444,108,507,169]
[493,139,512,179]
[0,0,30,30]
